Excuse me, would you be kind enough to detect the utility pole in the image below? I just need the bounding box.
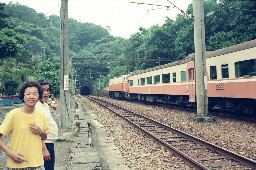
[60,0,70,128]
[191,0,216,122]
[193,0,207,117]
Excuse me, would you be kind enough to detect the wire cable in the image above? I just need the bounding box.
[129,0,160,34]
[206,0,238,17]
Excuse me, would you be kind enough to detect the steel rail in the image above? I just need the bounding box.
[88,97,256,169]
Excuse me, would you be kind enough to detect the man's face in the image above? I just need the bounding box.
[41,84,50,103]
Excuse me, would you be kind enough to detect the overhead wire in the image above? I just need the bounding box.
[166,0,193,20]
[129,0,160,34]
[206,0,238,17]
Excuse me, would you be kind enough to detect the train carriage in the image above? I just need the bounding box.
[128,55,195,105]
[108,75,129,98]
[206,39,256,113]
[109,39,256,114]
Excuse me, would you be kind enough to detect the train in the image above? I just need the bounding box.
[108,39,256,115]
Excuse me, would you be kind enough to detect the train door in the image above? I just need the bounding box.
[188,68,196,102]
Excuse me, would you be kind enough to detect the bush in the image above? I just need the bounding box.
[0,59,22,96]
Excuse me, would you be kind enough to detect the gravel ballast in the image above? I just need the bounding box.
[84,96,256,169]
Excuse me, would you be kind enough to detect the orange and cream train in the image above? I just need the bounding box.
[109,39,256,114]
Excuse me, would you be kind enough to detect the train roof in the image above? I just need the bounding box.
[206,38,256,58]
[129,53,194,76]
[129,39,256,76]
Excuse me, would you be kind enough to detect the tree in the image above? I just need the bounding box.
[0,58,22,96]
[204,0,256,50]
[37,60,60,95]
[0,3,8,29]
[0,28,28,60]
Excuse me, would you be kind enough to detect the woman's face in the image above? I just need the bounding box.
[23,87,39,107]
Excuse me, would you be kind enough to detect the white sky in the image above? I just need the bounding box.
[1,0,192,38]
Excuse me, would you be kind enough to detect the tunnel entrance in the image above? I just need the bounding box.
[80,86,91,95]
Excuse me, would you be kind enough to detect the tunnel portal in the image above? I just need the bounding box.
[80,86,91,95]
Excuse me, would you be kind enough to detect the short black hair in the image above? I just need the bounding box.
[37,78,52,91]
[19,81,43,100]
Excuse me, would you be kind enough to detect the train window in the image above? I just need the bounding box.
[210,66,217,80]
[146,76,152,84]
[154,75,160,84]
[172,72,176,82]
[138,79,140,85]
[181,71,186,82]
[189,69,194,81]
[140,78,145,85]
[129,80,133,86]
[235,59,256,78]
[221,64,229,78]
[162,73,170,83]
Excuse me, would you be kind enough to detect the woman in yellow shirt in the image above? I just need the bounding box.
[0,81,49,169]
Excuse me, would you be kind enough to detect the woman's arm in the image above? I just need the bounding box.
[42,140,51,161]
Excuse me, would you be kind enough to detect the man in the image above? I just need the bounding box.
[36,79,58,170]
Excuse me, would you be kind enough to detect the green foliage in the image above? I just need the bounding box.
[0,28,28,61]
[5,2,49,28]
[3,3,59,58]
[73,36,127,88]
[1,1,256,96]
[0,59,22,96]
[0,3,8,29]
[205,0,256,50]
[37,60,60,95]
[68,19,110,52]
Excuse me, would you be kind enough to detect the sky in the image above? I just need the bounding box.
[1,0,192,38]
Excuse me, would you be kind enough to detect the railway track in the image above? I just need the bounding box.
[88,96,256,169]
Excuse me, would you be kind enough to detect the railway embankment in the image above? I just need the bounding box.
[61,97,130,169]
[0,96,130,170]
[83,96,256,169]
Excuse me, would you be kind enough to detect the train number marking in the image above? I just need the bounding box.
[216,84,224,90]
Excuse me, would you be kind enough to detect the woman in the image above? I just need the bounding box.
[0,81,49,169]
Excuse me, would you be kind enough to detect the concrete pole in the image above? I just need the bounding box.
[192,0,208,117]
[60,0,70,128]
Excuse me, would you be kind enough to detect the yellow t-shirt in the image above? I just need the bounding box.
[0,108,49,168]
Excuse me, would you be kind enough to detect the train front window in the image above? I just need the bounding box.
[154,75,160,84]
[235,59,256,78]
[162,73,170,83]
[210,66,217,80]
[221,64,229,79]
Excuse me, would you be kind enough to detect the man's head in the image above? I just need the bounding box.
[37,79,52,103]
[37,79,52,90]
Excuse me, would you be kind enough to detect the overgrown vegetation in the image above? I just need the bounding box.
[0,0,255,96]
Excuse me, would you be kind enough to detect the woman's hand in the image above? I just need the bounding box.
[43,148,51,161]
[29,122,43,135]
[29,122,47,140]
[7,151,27,164]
